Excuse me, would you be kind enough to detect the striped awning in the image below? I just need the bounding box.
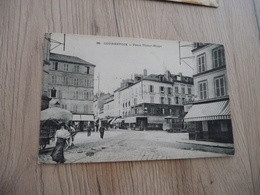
[184,100,231,122]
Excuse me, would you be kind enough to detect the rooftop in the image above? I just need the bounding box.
[50,53,96,66]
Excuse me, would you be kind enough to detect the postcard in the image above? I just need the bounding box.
[39,33,234,164]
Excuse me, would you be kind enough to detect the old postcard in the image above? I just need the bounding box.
[163,0,218,7]
[39,33,234,164]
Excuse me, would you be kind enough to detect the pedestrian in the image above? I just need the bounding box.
[69,122,76,146]
[95,119,99,132]
[99,124,105,139]
[87,122,91,136]
[51,122,71,164]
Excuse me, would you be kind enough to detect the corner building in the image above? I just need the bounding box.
[184,43,233,143]
[48,53,95,130]
[103,70,194,130]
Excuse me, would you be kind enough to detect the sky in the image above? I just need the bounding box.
[50,33,194,94]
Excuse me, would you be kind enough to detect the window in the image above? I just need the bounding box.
[175,86,179,93]
[150,96,154,103]
[73,105,78,112]
[160,97,165,104]
[197,54,206,73]
[74,65,79,73]
[168,87,172,95]
[181,87,185,94]
[149,85,154,93]
[160,86,164,94]
[182,98,185,104]
[151,107,155,114]
[175,97,179,104]
[51,88,56,98]
[74,78,79,86]
[61,104,67,109]
[199,81,208,100]
[52,75,57,84]
[58,90,62,98]
[168,98,171,105]
[53,62,58,70]
[86,67,90,74]
[213,47,225,68]
[161,108,165,114]
[188,87,192,94]
[84,105,88,113]
[134,98,137,105]
[63,77,69,85]
[64,64,69,71]
[74,91,79,99]
[194,42,203,49]
[215,76,226,97]
[84,92,89,100]
[169,108,172,113]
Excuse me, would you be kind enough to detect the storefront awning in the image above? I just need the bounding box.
[73,114,94,121]
[125,117,136,123]
[114,118,124,123]
[184,100,231,122]
[148,116,165,124]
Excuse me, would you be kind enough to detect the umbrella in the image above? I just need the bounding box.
[41,107,73,123]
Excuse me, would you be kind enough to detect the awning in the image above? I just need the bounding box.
[184,100,231,122]
[125,117,136,123]
[148,116,165,124]
[114,118,124,123]
[73,114,94,121]
[165,116,178,119]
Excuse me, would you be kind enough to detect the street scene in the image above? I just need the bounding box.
[39,33,234,164]
[39,129,233,164]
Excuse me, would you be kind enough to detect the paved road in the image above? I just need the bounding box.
[38,129,232,164]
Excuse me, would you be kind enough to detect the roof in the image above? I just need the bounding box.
[50,53,96,66]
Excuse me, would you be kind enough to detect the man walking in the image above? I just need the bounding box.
[99,124,105,139]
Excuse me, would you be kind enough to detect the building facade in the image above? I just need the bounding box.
[184,43,233,143]
[47,53,96,130]
[102,70,194,130]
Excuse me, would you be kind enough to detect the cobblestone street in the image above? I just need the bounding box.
[39,129,232,164]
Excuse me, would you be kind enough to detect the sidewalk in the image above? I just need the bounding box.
[177,139,234,149]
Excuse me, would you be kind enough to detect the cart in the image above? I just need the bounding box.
[39,107,73,150]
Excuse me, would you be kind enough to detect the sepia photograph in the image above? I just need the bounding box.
[39,33,234,164]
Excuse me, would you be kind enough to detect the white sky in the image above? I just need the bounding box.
[50,33,194,94]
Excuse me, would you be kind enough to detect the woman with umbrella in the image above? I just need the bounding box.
[51,122,71,164]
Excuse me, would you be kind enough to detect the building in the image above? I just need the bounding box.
[103,70,194,130]
[93,93,112,119]
[184,43,233,143]
[47,53,96,130]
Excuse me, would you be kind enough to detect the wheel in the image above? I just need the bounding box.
[40,144,47,150]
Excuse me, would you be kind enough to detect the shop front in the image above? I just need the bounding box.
[184,100,233,143]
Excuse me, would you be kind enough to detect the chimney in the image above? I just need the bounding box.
[143,69,147,77]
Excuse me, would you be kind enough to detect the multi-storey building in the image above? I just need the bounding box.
[47,53,96,130]
[184,43,233,143]
[103,70,194,130]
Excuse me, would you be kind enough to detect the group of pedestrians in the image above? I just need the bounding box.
[51,120,106,164]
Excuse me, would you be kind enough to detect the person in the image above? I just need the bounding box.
[69,123,76,146]
[51,122,71,164]
[99,124,105,139]
[95,120,99,132]
[87,122,91,136]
